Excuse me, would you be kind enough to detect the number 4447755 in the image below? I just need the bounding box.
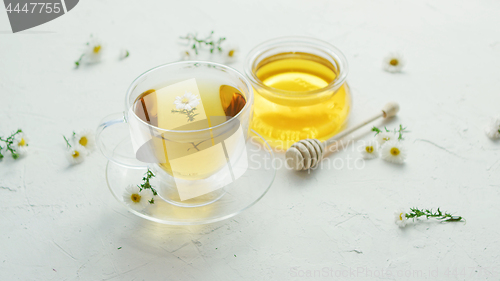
[5,3,62,14]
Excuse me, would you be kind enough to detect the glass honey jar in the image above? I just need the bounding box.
[245,37,351,150]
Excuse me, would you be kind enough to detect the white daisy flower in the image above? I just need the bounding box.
[83,36,104,64]
[180,48,195,61]
[383,53,405,73]
[123,185,153,211]
[66,144,87,164]
[485,116,500,139]
[119,48,130,60]
[223,44,239,64]
[394,209,408,228]
[376,131,396,145]
[381,140,407,164]
[74,129,96,152]
[360,140,380,159]
[13,132,29,157]
[174,91,200,111]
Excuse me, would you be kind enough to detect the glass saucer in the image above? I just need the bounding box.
[105,130,276,225]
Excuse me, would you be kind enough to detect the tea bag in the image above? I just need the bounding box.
[219,85,246,118]
[135,89,157,125]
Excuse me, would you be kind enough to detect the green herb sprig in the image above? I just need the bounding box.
[180,31,226,55]
[62,132,78,148]
[63,135,72,148]
[74,54,84,68]
[138,169,158,204]
[75,39,92,68]
[0,129,24,159]
[372,124,407,140]
[406,208,463,222]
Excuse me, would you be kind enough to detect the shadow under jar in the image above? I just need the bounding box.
[245,37,352,150]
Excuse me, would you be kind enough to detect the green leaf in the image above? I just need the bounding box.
[371,126,382,135]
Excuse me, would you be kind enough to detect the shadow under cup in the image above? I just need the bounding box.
[125,62,254,207]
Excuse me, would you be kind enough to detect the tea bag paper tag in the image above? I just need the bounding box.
[156,78,209,130]
[171,124,249,201]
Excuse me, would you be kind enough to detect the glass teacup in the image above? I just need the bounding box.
[97,61,254,207]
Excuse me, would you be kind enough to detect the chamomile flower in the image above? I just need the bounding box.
[66,144,87,165]
[83,36,104,64]
[12,132,28,157]
[74,129,96,152]
[223,44,239,64]
[360,140,379,159]
[123,185,153,211]
[0,129,27,159]
[75,35,105,67]
[376,132,396,145]
[383,53,405,73]
[174,91,200,111]
[180,48,195,61]
[394,209,408,228]
[485,116,500,139]
[381,140,407,164]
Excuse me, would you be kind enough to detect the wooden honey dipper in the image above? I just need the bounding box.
[285,102,400,171]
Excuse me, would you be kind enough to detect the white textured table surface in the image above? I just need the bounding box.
[1,1,500,280]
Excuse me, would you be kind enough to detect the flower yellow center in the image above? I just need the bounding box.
[181,97,190,103]
[19,138,26,146]
[72,150,80,158]
[228,49,235,57]
[389,59,399,66]
[383,137,390,141]
[365,146,373,153]
[79,137,88,146]
[399,213,403,220]
[390,147,400,156]
[93,45,101,54]
[131,193,141,203]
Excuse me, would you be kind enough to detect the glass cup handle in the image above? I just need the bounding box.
[96,112,149,169]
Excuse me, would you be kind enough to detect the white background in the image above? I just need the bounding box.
[1,0,500,280]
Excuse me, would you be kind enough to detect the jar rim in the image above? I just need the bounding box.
[244,36,349,97]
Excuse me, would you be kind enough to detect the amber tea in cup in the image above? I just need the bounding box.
[132,77,248,181]
[245,37,351,150]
